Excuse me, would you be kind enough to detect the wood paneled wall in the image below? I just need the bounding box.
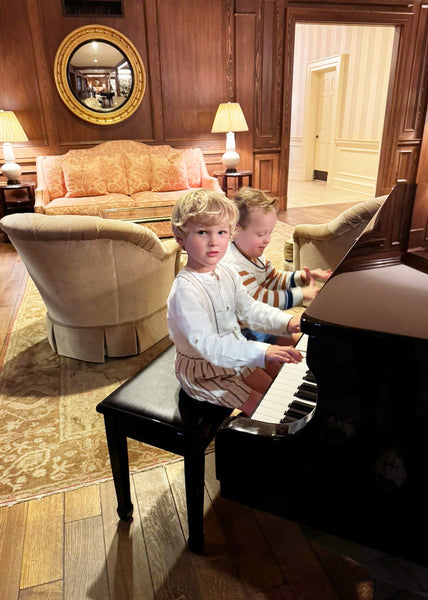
[0,0,427,208]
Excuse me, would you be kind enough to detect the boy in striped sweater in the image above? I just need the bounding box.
[221,187,331,343]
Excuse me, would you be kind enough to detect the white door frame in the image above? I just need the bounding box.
[302,53,347,181]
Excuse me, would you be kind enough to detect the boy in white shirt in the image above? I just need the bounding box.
[167,188,302,415]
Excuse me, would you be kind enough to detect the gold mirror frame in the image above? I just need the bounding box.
[54,25,146,125]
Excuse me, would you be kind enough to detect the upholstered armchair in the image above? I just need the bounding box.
[283,196,387,272]
[1,213,181,363]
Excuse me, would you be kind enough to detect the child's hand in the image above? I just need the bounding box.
[302,277,320,302]
[311,267,332,282]
[301,266,332,283]
[287,315,301,334]
[265,344,303,365]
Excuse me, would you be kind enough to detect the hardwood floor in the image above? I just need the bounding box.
[1,201,428,599]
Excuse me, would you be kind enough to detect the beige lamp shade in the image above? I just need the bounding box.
[211,102,248,172]
[211,102,248,134]
[0,110,28,143]
[0,110,28,184]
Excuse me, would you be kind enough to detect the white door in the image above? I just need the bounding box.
[314,68,336,177]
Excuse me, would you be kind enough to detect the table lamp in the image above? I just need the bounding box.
[0,110,28,184]
[211,102,248,172]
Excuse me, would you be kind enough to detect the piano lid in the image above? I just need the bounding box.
[303,183,428,340]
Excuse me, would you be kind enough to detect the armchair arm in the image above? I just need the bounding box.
[293,222,336,241]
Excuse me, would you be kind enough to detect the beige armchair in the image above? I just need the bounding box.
[1,213,181,363]
[283,196,387,272]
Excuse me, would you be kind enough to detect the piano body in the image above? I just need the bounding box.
[215,183,428,565]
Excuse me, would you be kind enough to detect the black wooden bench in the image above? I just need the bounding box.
[96,345,231,554]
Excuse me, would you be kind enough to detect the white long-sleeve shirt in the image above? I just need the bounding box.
[167,262,292,370]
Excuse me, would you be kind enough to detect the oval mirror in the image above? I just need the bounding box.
[54,25,146,125]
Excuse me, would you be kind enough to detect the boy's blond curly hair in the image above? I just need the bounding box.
[233,187,277,229]
[171,188,239,239]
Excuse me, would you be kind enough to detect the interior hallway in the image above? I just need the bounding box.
[287,179,367,209]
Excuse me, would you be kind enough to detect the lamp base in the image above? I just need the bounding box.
[225,168,237,173]
[1,159,23,185]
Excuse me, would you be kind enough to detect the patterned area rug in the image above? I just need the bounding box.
[0,221,293,506]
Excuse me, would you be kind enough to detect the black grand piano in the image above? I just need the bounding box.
[215,182,428,565]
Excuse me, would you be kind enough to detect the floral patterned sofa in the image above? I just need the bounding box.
[35,139,222,216]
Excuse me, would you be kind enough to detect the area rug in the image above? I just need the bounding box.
[0,221,293,506]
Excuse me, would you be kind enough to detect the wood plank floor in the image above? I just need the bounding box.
[2,200,428,599]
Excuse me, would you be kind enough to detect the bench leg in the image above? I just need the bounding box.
[103,416,134,521]
[184,450,206,554]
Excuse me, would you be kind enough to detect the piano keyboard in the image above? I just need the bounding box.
[251,334,317,431]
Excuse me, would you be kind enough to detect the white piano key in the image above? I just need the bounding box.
[252,334,317,425]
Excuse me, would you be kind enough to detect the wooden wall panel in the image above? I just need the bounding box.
[417,109,428,183]
[235,13,256,171]
[0,0,47,145]
[156,0,225,144]
[396,144,421,183]
[254,153,279,193]
[253,0,284,150]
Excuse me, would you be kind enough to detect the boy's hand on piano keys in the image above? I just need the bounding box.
[302,276,320,302]
[301,266,333,283]
[265,344,303,365]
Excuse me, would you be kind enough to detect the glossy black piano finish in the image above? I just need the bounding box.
[215,183,428,565]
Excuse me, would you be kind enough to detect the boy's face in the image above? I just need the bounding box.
[233,208,277,259]
[177,218,231,272]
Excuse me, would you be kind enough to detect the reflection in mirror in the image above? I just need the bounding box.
[54,25,146,125]
[67,40,133,113]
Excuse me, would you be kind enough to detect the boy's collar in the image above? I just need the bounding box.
[232,241,263,267]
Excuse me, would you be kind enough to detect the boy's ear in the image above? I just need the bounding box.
[175,235,185,249]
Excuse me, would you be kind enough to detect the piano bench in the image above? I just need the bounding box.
[96,356,232,554]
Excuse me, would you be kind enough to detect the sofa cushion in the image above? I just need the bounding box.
[185,148,203,188]
[130,189,189,207]
[63,157,108,198]
[44,193,131,216]
[150,150,189,192]
[125,153,151,194]
[41,156,67,200]
[102,156,129,195]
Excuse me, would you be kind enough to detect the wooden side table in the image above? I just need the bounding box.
[0,181,36,219]
[214,170,253,197]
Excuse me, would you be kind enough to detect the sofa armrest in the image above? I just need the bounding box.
[202,175,223,194]
[34,187,50,213]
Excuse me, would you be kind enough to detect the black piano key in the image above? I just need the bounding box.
[300,382,317,394]
[288,401,313,415]
[303,370,317,384]
[285,409,306,420]
[294,389,318,402]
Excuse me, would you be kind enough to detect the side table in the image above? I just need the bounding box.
[214,170,253,197]
[0,181,36,219]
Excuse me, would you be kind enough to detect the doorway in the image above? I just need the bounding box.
[287,23,395,209]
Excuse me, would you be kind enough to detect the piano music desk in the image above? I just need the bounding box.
[96,345,231,554]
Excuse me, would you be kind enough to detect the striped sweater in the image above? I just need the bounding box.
[221,242,304,309]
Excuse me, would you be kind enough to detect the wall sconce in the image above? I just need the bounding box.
[211,102,248,172]
[0,110,28,184]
